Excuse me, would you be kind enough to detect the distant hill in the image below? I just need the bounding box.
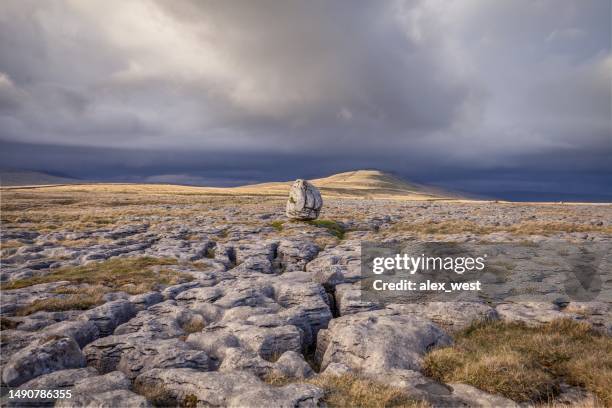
[0,169,465,200]
[0,169,80,187]
[234,170,463,200]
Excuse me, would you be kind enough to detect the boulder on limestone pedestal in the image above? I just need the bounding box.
[286,179,322,220]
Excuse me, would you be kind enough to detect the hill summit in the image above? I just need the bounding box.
[236,170,460,200]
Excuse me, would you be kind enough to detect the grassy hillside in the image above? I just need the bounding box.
[1,170,460,201]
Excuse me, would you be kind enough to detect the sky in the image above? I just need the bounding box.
[0,0,610,201]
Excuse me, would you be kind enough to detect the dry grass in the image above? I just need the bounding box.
[387,220,612,236]
[2,257,191,292]
[1,240,26,249]
[0,317,19,330]
[181,318,205,334]
[423,319,612,404]
[15,284,108,315]
[15,293,105,316]
[264,373,429,408]
[270,220,284,231]
[304,219,346,239]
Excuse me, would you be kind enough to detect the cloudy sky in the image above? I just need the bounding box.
[0,0,610,200]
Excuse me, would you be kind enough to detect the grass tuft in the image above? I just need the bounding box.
[264,373,429,407]
[270,220,284,231]
[305,219,346,239]
[3,257,191,292]
[16,294,104,316]
[422,319,612,404]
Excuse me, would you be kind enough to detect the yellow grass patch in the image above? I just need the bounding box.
[423,319,612,404]
[3,257,191,292]
[264,373,429,408]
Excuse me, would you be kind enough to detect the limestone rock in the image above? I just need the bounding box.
[273,351,314,379]
[387,301,498,330]
[286,179,322,220]
[321,362,352,376]
[316,310,451,374]
[18,367,98,390]
[449,383,519,407]
[2,336,85,387]
[72,370,132,394]
[114,301,202,339]
[218,347,273,377]
[496,302,579,326]
[78,299,137,336]
[134,368,324,407]
[84,334,212,377]
[56,390,151,408]
[43,319,101,348]
[117,339,213,379]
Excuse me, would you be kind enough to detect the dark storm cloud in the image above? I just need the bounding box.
[0,0,610,199]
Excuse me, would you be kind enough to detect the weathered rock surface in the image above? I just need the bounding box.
[496,302,579,326]
[272,351,314,379]
[316,310,451,374]
[2,192,611,407]
[79,299,137,336]
[83,335,212,378]
[387,301,498,330]
[286,179,323,220]
[18,367,98,390]
[72,370,132,394]
[135,368,324,407]
[449,383,519,407]
[2,336,85,387]
[56,390,151,408]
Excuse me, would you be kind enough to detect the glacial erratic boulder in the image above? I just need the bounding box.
[286,179,322,220]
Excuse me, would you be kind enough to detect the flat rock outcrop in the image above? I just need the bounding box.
[316,310,451,374]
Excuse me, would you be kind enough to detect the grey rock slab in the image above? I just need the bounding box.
[114,300,201,339]
[311,264,345,290]
[273,274,332,334]
[496,302,580,326]
[316,310,451,374]
[42,320,100,348]
[83,333,152,374]
[2,336,85,387]
[135,368,323,408]
[161,281,201,300]
[174,286,223,304]
[78,299,137,336]
[273,351,314,379]
[335,283,382,316]
[321,362,352,376]
[186,331,240,360]
[218,347,273,377]
[128,291,164,311]
[563,301,612,334]
[194,321,303,361]
[18,367,98,389]
[56,389,151,408]
[116,338,213,379]
[387,302,498,330]
[72,370,131,394]
[277,240,320,272]
[449,383,519,407]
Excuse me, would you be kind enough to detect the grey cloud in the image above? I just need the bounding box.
[0,0,609,199]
